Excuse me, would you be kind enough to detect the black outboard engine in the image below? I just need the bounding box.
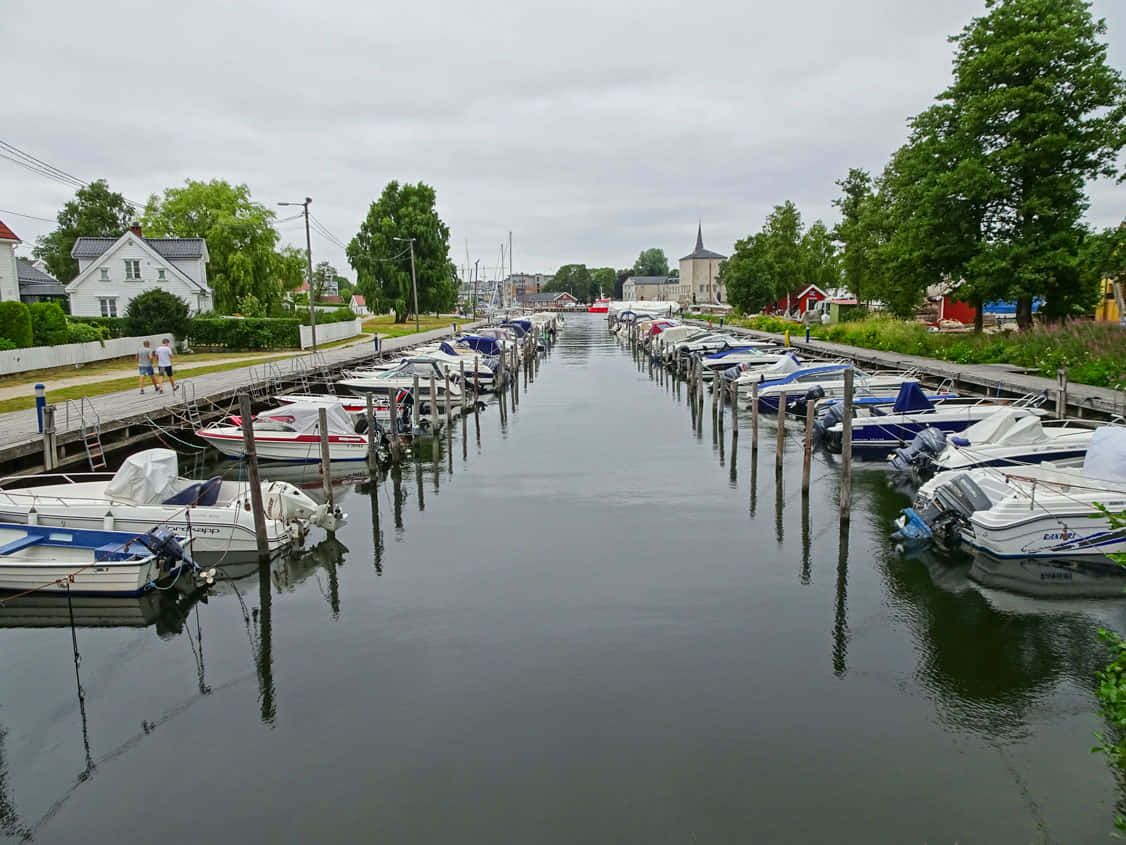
[789,385,825,415]
[814,402,847,440]
[139,527,198,574]
[888,427,948,473]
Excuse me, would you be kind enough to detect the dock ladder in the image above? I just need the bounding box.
[66,397,106,471]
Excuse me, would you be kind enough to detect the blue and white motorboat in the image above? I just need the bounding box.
[742,364,918,414]
[888,407,1106,473]
[0,524,206,596]
[698,345,783,380]
[824,382,1048,455]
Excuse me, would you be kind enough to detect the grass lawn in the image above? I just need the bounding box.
[362,315,461,338]
[0,358,282,415]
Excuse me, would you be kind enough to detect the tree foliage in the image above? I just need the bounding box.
[311,261,348,301]
[590,267,616,302]
[33,180,134,282]
[28,302,68,346]
[723,202,840,314]
[546,264,593,300]
[0,301,33,348]
[141,179,286,315]
[123,288,191,339]
[347,181,457,323]
[632,248,669,277]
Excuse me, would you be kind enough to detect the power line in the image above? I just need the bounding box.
[0,208,56,223]
[0,139,145,209]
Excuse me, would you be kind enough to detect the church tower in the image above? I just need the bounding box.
[678,223,727,306]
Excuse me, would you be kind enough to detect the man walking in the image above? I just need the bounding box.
[155,338,177,392]
[138,340,158,394]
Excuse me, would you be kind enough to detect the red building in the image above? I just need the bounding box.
[772,284,827,316]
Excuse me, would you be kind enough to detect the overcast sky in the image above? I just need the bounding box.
[3,0,1124,282]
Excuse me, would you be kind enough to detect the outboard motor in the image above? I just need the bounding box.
[140,527,199,574]
[790,385,825,415]
[814,402,847,439]
[891,472,991,547]
[888,427,948,473]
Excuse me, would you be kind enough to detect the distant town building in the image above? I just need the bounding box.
[67,224,212,316]
[678,224,726,306]
[504,273,553,305]
[622,275,677,301]
[519,291,578,308]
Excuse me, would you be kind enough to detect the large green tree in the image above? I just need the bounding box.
[632,248,669,277]
[832,169,876,302]
[311,261,348,301]
[590,267,616,302]
[547,264,592,299]
[347,181,457,322]
[942,0,1125,327]
[141,180,285,314]
[33,180,134,282]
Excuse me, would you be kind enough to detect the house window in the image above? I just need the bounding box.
[157,268,166,280]
[124,259,141,280]
[99,267,109,281]
[99,297,118,317]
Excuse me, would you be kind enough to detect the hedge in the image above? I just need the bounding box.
[0,301,33,348]
[188,317,302,350]
[69,316,126,339]
[29,302,68,346]
[300,308,356,325]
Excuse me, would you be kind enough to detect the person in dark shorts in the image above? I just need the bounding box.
[138,340,158,394]
[155,338,177,392]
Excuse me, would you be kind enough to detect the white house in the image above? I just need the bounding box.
[349,294,369,315]
[0,218,22,303]
[622,275,677,301]
[67,225,211,317]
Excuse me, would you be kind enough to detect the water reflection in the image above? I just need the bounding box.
[833,518,850,677]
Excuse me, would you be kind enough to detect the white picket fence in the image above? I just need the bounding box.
[300,318,363,349]
[0,333,177,377]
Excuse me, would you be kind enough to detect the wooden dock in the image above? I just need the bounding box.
[0,324,481,475]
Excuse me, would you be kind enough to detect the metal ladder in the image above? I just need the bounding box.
[66,397,106,471]
[179,381,203,430]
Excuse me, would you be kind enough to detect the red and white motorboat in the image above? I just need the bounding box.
[588,298,611,313]
[197,403,374,462]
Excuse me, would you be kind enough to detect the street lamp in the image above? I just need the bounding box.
[392,236,420,333]
[278,197,315,350]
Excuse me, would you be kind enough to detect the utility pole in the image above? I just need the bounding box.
[393,236,420,333]
[279,197,316,350]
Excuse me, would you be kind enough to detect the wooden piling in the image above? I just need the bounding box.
[317,406,334,508]
[1056,368,1068,419]
[840,368,853,519]
[460,360,467,413]
[390,388,402,462]
[731,382,738,434]
[775,391,787,471]
[802,398,814,494]
[443,371,452,431]
[41,404,57,471]
[238,393,271,563]
[429,374,438,432]
[751,382,759,452]
[412,375,420,432]
[365,393,379,466]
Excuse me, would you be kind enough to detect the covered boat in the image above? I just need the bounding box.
[0,449,336,559]
[197,402,379,462]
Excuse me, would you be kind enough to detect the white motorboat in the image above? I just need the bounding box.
[338,358,467,406]
[0,450,337,559]
[887,407,1106,473]
[197,402,380,462]
[271,393,447,435]
[0,523,203,596]
[894,426,1126,559]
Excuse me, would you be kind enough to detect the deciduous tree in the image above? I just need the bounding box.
[33,180,134,282]
[632,248,669,277]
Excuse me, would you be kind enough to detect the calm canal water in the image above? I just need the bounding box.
[2,314,1125,843]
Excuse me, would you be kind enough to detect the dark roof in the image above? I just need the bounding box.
[71,235,207,260]
[680,224,726,261]
[626,276,672,286]
[16,259,66,297]
[520,291,573,302]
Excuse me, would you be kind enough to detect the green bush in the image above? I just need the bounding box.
[237,293,266,318]
[69,315,127,338]
[188,317,301,350]
[0,338,16,351]
[0,301,33,348]
[124,289,191,339]
[66,322,107,344]
[300,308,356,325]
[28,302,69,346]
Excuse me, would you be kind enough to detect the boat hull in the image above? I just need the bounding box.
[198,428,371,462]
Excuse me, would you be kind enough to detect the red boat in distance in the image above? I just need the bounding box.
[588,298,610,313]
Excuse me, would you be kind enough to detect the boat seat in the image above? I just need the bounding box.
[162,476,222,507]
[94,542,139,562]
[0,533,44,556]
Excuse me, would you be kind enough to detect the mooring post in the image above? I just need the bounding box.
[840,368,854,519]
[751,381,760,452]
[412,374,421,432]
[802,398,815,494]
[444,371,452,430]
[42,404,57,471]
[459,360,467,413]
[390,389,402,462]
[731,381,739,435]
[1056,368,1068,419]
[317,406,334,508]
[238,393,271,563]
[712,368,719,418]
[429,374,439,434]
[776,391,787,472]
[365,393,379,466]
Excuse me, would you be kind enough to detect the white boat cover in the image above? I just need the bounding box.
[996,414,1046,445]
[257,402,356,436]
[1083,427,1126,482]
[105,449,180,505]
[962,408,1021,444]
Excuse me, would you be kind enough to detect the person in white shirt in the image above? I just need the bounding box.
[155,338,177,392]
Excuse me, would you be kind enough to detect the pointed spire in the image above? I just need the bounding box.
[696,221,703,252]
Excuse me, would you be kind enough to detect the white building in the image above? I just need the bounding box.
[67,225,211,317]
[622,275,677,301]
[678,224,727,306]
[0,218,22,303]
